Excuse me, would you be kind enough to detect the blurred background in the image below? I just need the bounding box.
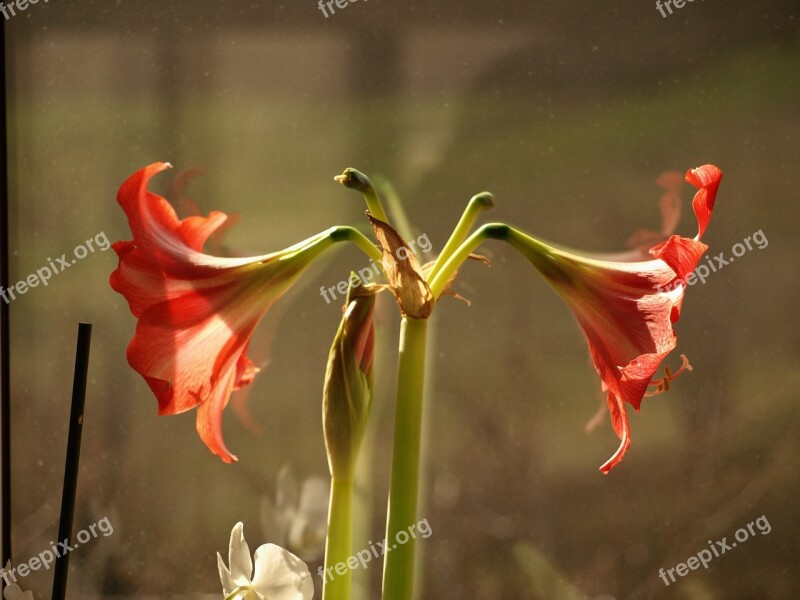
[3,1,799,598]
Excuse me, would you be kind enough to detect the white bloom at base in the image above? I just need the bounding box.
[217,522,314,600]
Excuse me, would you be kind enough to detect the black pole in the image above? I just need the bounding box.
[0,15,13,574]
[51,323,92,600]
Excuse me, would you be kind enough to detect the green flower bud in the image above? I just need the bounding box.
[322,274,376,480]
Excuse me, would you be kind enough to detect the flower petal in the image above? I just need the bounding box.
[229,522,255,584]
[116,162,236,269]
[367,214,433,319]
[685,164,722,240]
[550,259,681,410]
[124,285,269,416]
[251,543,314,600]
[217,551,238,597]
[196,357,241,463]
[650,235,708,283]
[599,391,631,474]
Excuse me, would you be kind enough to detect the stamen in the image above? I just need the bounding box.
[644,354,692,397]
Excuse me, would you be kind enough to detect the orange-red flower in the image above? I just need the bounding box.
[503,165,722,472]
[111,162,349,462]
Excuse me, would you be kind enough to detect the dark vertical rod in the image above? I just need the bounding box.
[51,323,92,600]
[1,17,13,574]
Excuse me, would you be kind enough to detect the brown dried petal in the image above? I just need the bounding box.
[367,213,433,319]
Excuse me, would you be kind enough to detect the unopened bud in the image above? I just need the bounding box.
[322,274,376,479]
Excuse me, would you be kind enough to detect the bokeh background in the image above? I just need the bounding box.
[4,1,799,598]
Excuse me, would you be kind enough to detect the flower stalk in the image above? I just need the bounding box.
[322,277,376,600]
[381,316,429,600]
[323,477,355,600]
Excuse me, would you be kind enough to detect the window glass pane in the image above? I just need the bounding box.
[5,1,798,597]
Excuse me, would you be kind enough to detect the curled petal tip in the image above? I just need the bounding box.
[598,434,631,474]
[149,161,173,173]
[684,164,722,240]
[685,164,723,186]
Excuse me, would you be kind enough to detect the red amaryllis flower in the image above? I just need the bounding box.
[502,165,722,472]
[111,162,352,462]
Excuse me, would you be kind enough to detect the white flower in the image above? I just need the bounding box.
[261,465,329,562]
[217,522,314,600]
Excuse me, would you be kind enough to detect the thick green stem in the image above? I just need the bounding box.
[323,478,354,600]
[382,317,428,600]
